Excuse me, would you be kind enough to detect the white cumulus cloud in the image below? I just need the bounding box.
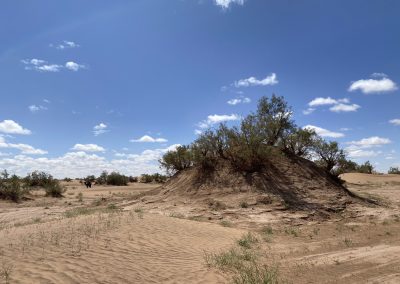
[214,0,245,9]
[346,136,391,148]
[227,97,251,105]
[348,76,397,94]
[329,103,360,113]
[93,123,108,136]
[65,61,85,71]
[389,119,400,126]
[303,125,344,138]
[72,143,105,152]
[50,40,80,50]
[305,97,360,114]
[234,73,278,87]
[0,120,31,135]
[29,105,48,113]
[198,114,240,129]
[130,135,168,143]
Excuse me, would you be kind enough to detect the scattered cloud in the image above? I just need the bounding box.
[0,136,47,155]
[214,0,245,9]
[344,136,391,159]
[71,143,105,152]
[65,61,85,71]
[0,120,31,135]
[302,108,315,115]
[234,73,278,87]
[227,96,251,105]
[28,105,47,113]
[130,135,168,143]
[303,125,344,138]
[346,148,380,158]
[93,123,108,136]
[50,40,80,50]
[22,58,85,72]
[389,119,400,126]
[198,114,240,129]
[329,103,360,113]
[346,136,391,148]
[348,75,397,94]
[305,97,360,114]
[0,145,180,178]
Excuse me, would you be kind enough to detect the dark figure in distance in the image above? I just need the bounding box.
[84,181,92,188]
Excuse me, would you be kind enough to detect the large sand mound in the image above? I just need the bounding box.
[151,155,370,216]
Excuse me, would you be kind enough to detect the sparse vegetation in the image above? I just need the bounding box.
[161,95,348,178]
[388,167,400,174]
[140,173,167,183]
[0,171,27,202]
[204,233,278,284]
[237,233,259,249]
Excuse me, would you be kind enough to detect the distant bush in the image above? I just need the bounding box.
[0,171,27,202]
[44,181,65,197]
[85,175,96,183]
[96,171,108,185]
[313,139,345,174]
[106,172,129,186]
[388,167,400,174]
[140,173,168,183]
[129,176,138,183]
[63,177,72,182]
[24,171,54,187]
[356,161,374,174]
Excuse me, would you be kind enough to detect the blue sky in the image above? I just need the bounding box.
[0,0,399,177]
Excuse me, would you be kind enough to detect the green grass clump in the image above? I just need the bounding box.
[237,233,259,249]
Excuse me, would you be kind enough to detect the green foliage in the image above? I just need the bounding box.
[106,172,129,186]
[129,176,138,182]
[140,173,167,183]
[63,177,72,182]
[160,94,347,176]
[281,128,316,158]
[313,139,345,174]
[159,145,193,175]
[388,167,400,174]
[24,171,55,187]
[357,161,374,174]
[0,172,26,202]
[44,181,65,197]
[96,171,108,185]
[85,175,96,183]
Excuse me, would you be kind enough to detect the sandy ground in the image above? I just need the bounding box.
[0,174,400,283]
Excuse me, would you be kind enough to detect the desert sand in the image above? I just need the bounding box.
[1,174,400,283]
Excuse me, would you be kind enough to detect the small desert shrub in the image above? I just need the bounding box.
[220,220,233,227]
[107,203,118,210]
[77,192,83,202]
[237,233,259,249]
[388,167,400,174]
[64,207,94,218]
[256,196,273,205]
[240,201,249,208]
[169,212,185,219]
[232,263,278,284]
[44,181,65,197]
[24,171,54,187]
[208,199,227,211]
[284,227,299,237]
[344,238,353,247]
[106,172,129,186]
[204,247,257,271]
[129,176,138,182]
[63,177,72,182]
[0,174,27,202]
[140,173,168,183]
